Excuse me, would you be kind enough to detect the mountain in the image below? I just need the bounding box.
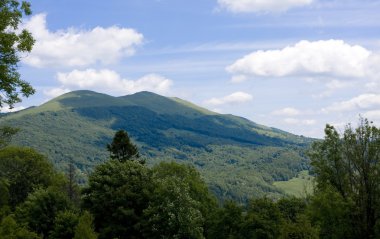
[0,90,313,202]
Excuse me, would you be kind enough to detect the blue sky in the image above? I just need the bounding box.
[7,0,380,138]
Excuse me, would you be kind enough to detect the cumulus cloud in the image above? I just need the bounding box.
[363,110,380,120]
[205,92,253,106]
[324,94,380,112]
[22,14,143,68]
[284,118,316,125]
[227,40,377,80]
[217,0,314,13]
[272,107,301,116]
[43,87,71,98]
[314,79,353,98]
[49,69,172,97]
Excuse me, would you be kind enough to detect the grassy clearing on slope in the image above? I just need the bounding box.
[273,170,314,197]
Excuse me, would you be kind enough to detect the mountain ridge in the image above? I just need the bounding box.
[0,90,312,202]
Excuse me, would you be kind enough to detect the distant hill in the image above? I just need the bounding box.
[0,90,313,202]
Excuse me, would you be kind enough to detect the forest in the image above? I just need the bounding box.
[1,1,380,238]
[1,120,380,238]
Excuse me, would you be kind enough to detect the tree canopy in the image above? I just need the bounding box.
[309,118,380,238]
[106,129,140,162]
[82,160,151,239]
[0,147,56,208]
[0,0,35,108]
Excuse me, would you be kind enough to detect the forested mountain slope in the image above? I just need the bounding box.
[0,90,313,202]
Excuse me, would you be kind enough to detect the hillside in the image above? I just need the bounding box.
[0,90,313,202]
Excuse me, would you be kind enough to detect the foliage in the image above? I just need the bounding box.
[82,160,152,239]
[207,201,244,239]
[15,188,71,239]
[1,91,311,202]
[143,177,205,239]
[0,215,41,239]
[0,147,56,208]
[150,162,218,218]
[277,197,307,222]
[308,186,352,239]
[241,198,284,239]
[0,178,9,207]
[65,159,81,207]
[49,210,79,239]
[280,214,319,239]
[309,119,380,238]
[143,162,217,238]
[0,0,35,108]
[0,126,19,149]
[73,211,98,239]
[106,129,140,162]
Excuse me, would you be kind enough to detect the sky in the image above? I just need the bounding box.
[5,0,380,138]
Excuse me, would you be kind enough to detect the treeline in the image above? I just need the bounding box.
[0,145,316,239]
[1,118,380,238]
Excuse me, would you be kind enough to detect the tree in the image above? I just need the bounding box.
[309,118,380,238]
[0,215,41,239]
[106,129,139,162]
[143,178,204,239]
[0,0,35,108]
[143,162,218,239]
[277,197,307,223]
[15,188,71,239]
[241,198,284,239]
[65,159,80,206]
[0,126,19,149]
[279,214,319,239]
[277,197,318,239]
[308,186,352,239]
[73,211,98,239]
[150,162,218,219]
[0,178,10,219]
[49,210,79,239]
[82,160,152,239]
[0,147,56,208]
[207,201,244,239]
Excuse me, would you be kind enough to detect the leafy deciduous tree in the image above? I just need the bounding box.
[207,201,244,239]
[15,188,71,239]
[0,215,40,239]
[309,118,380,238]
[73,211,98,239]
[0,147,56,208]
[82,160,151,239]
[49,210,79,239]
[0,126,19,149]
[0,0,35,108]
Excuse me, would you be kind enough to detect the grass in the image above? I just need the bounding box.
[273,170,314,197]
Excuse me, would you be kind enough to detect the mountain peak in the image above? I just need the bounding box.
[0,89,312,202]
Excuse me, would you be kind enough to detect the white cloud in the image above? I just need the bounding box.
[51,69,172,97]
[272,107,301,116]
[217,0,314,13]
[284,118,316,125]
[1,106,26,113]
[231,75,248,83]
[43,87,71,98]
[324,94,380,112]
[205,92,253,106]
[22,14,143,68]
[227,40,376,80]
[363,110,380,120]
[314,79,353,98]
